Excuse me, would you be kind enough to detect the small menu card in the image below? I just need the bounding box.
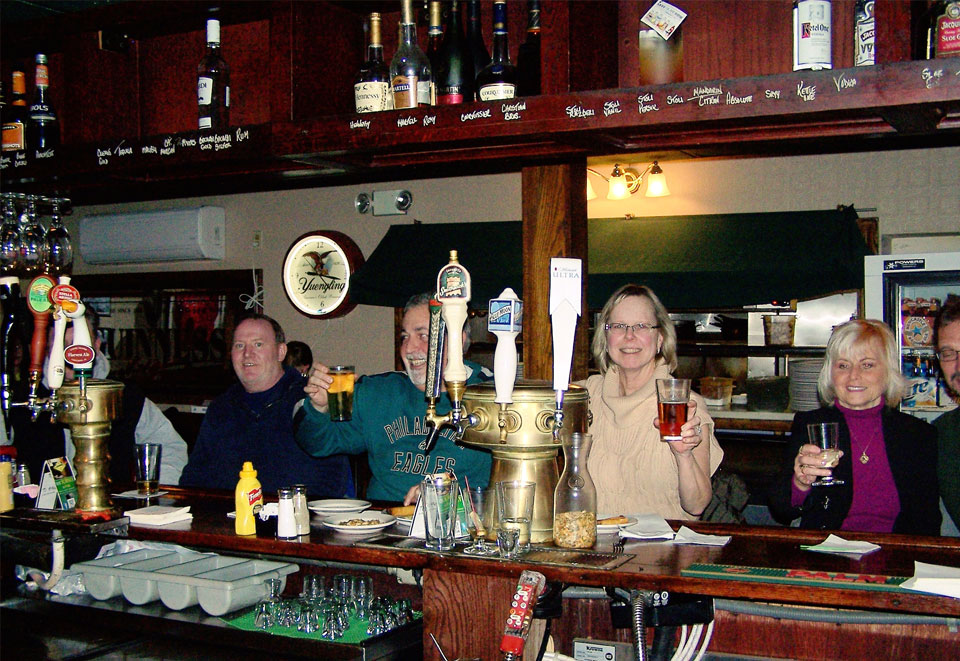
[123,505,193,526]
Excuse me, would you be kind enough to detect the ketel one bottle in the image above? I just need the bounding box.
[793,0,832,71]
[28,54,59,157]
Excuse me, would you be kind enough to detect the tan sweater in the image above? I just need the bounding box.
[584,362,724,520]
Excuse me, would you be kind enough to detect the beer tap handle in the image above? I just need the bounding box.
[425,297,446,402]
[436,250,471,413]
[549,258,582,435]
[488,288,522,405]
[45,308,68,391]
[26,275,57,412]
[0,277,20,421]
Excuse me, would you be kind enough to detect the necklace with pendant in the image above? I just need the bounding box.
[859,442,873,464]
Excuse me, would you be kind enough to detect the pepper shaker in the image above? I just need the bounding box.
[293,484,310,536]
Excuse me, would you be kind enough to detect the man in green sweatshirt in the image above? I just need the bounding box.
[294,293,493,503]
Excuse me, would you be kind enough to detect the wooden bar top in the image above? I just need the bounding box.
[102,487,960,618]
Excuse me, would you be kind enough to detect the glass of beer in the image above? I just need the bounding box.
[328,365,355,422]
[656,378,690,441]
[807,422,844,487]
[135,443,162,495]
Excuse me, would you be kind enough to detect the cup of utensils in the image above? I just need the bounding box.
[253,572,412,639]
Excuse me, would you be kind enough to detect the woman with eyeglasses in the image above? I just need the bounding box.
[768,319,940,534]
[584,284,723,519]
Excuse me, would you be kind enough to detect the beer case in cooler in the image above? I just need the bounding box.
[865,251,960,421]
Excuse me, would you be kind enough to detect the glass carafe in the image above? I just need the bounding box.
[553,432,597,548]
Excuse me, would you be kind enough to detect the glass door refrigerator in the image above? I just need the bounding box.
[865,251,960,422]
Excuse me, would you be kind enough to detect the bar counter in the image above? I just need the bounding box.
[4,487,960,659]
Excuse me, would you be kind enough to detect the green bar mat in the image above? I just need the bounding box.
[222,608,422,644]
[681,563,909,593]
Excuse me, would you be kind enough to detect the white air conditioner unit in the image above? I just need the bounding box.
[79,206,225,264]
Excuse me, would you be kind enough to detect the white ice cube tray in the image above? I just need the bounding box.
[72,549,298,616]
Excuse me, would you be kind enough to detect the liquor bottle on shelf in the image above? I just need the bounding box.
[436,0,473,104]
[476,1,517,101]
[391,0,433,109]
[426,1,445,76]
[793,0,832,71]
[466,0,491,100]
[354,12,393,113]
[2,71,28,153]
[27,54,59,156]
[517,0,541,96]
[854,0,875,66]
[197,18,230,131]
[638,1,686,85]
[915,1,960,60]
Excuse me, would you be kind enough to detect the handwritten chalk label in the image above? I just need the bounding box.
[797,82,817,102]
[350,119,372,130]
[921,68,944,89]
[566,104,596,118]
[833,73,857,91]
[765,89,782,99]
[461,108,492,122]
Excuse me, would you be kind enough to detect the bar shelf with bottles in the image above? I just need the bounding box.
[2,1,960,200]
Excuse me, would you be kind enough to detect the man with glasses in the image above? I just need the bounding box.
[935,295,960,534]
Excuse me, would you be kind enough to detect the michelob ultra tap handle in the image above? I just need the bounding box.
[488,288,522,405]
[549,258,582,394]
[436,250,471,385]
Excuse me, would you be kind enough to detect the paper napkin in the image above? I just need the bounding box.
[672,525,731,546]
[619,514,676,541]
[901,561,960,600]
[123,505,192,526]
[800,534,881,557]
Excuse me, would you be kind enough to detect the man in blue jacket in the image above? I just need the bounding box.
[295,294,492,503]
[180,314,352,497]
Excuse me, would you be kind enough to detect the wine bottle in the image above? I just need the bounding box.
[516,0,541,96]
[854,0,875,66]
[793,0,832,71]
[476,1,517,101]
[391,0,433,109]
[355,13,393,113]
[916,1,960,60]
[27,54,59,155]
[466,0,491,99]
[2,71,28,152]
[436,1,473,104]
[427,1,445,75]
[197,18,230,131]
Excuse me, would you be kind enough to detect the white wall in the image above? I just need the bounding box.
[68,173,522,378]
[68,146,958,379]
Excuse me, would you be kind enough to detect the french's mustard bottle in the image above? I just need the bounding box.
[235,461,263,535]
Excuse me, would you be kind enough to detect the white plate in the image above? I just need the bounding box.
[307,499,371,515]
[322,511,396,534]
[597,515,638,534]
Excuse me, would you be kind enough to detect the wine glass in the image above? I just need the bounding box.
[44,198,73,276]
[807,422,844,487]
[463,486,495,556]
[0,196,22,275]
[17,195,46,276]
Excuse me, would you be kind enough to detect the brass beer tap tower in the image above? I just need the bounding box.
[424,252,588,544]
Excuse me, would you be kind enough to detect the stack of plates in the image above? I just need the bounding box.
[789,358,823,411]
[307,498,371,517]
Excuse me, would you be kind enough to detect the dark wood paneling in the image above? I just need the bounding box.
[569,0,620,92]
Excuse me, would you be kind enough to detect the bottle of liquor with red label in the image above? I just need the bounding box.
[197,18,230,130]
[916,1,960,59]
[476,1,517,101]
[2,71,28,153]
[436,0,472,104]
[355,12,393,113]
[426,2,445,77]
[391,0,433,109]
[27,54,59,155]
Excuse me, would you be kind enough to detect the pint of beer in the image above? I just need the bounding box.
[328,365,355,422]
[656,378,690,441]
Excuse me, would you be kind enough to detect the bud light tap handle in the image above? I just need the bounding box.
[488,288,522,405]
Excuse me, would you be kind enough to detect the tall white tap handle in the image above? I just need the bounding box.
[549,258,582,394]
[45,313,68,390]
[488,288,522,405]
[63,301,95,374]
[437,250,471,385]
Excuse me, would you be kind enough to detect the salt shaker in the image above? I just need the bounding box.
[293,484,310,535]
[277,487,298,539]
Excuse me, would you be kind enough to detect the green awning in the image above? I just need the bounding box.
[588,207,871,309]
[349,221,523,308]
[350,208,870,310]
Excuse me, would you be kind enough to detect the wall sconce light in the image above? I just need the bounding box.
[355,189,413,216]
[586,162,670,200]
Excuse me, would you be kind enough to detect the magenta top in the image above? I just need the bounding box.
[790,400,900,532]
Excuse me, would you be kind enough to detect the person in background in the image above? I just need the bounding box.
[179,314,352,497]
[769,319,940,534]
[585,284,722,519]
[284,341,313,376]
[934,295,960,535]
[295,293,493,504]
[4,305,188,486]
